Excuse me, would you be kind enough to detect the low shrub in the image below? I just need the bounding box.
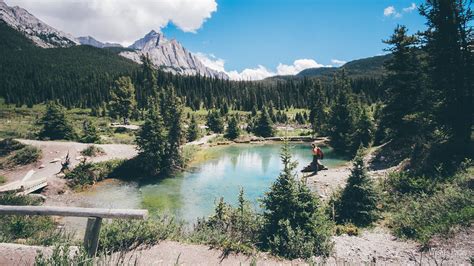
[35,245,92,266]
[334,223,359,236]
[65,160,124,189]
[390,182,473,245]
[0,138,25,156]
[10,146,41,165]
[187,192,262,255]
[384,171,436,195]
[0,175,5,184]
[0,194,69,246]
[80,145,105,157]
[99,217,182,253]
[0,145,41,169]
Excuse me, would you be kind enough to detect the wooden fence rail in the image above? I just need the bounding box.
[0,205,148,257]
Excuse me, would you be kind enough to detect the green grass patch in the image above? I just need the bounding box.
[0,193,71,245]
[0,175,6,184]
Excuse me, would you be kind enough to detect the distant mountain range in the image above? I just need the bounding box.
[0,1,228,79]
[0,1,389,81]
[266,54,390,82]
[77,36,122,49]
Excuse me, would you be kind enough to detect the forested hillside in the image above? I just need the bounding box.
[0,21,382,110]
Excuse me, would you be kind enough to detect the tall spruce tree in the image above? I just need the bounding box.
[328,91,355,154]
[187,115,200,142]
[135,105,167,177]
[38,102,76,140]
[334,147,378,226]
[225,115,240,140]
[206,109,225,133]
[381,25,424,142]
[261,142,333,258]
[164,91,185,173]
[420,0,473,164]
[254,107,275,137]
[109,76,137,125]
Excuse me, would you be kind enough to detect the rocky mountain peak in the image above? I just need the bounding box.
[0,0,77,48]
[122,31,228,79]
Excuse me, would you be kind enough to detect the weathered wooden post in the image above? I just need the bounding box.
[83,217,103,257]
[0,205,148,257]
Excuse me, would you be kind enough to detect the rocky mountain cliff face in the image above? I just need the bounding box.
[77,36,122,48]
[0,1,77,48]
[1,1,227,79]
[121,30,228,79]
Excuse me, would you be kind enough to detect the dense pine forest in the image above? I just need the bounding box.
[0,21,381,111]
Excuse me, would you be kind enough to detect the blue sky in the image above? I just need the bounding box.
[7,0,427,80]
[160,0,427,78]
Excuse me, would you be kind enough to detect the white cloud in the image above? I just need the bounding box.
[384,3,417,19]
[4,0,218,45]
[197,54,330,81]
[384,5,402,18]
[276,59,327,75]
[331,59,347,66]
[228,66,275,81]
[403,3,417,13]
[384,6,397,16]
[194,53,226,73]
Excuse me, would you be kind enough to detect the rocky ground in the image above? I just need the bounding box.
[0,139,472,265]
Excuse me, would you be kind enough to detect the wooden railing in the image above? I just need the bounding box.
[0,205,148,256]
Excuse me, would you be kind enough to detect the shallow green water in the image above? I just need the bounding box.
[79,143,348,223]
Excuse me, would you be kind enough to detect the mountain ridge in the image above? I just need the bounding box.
[0,1,77,48]
[121,30,229,79]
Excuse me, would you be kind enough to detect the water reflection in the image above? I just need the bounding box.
[79,143,348,223]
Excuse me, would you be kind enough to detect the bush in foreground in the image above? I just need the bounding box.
[99,217,182,253]
[188,190,262,255]
[389,173,474,245]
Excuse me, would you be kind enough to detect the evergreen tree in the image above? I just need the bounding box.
[334,147,378,226]
[164,92,185,172]
[254,107,275,137]
[380,25,424,141]
[38,102,76,140]
[187,115,200,142]
[109,76,137,125]
[309,81,329,135]
[352,107,375,148]
[420,0,473,167]
[81,119,100,144]
[135,105,167,177]
[261,142,333,258]
[327,91,355,154]
[225,115,240,140]
[206,110,225,133]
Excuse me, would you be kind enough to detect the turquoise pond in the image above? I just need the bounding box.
[77,143,348,223]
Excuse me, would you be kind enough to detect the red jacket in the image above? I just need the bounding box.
[313,147,324,159]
